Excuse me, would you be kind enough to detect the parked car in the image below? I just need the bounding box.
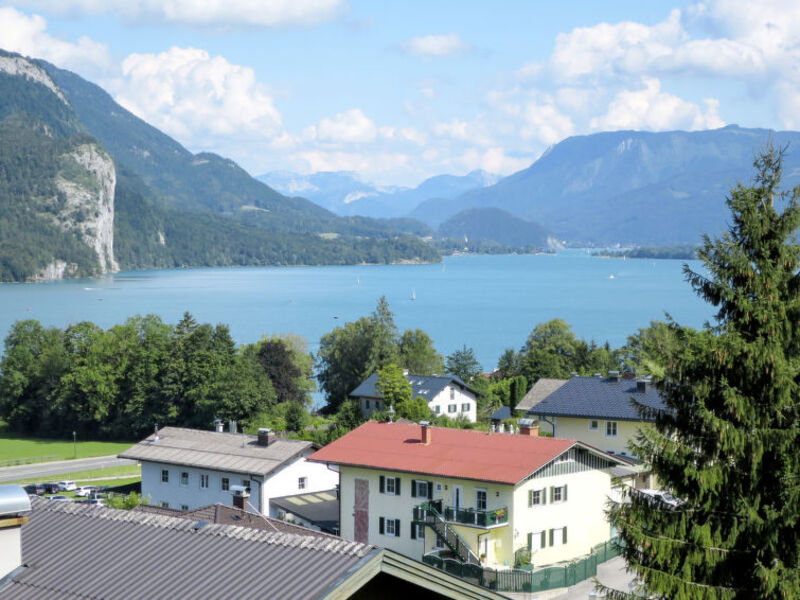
[74,486,95,497]
[87,498,106,506]
[41,483,60,494]
[47,495,72,502]
[57,480,77,492]
[24,484,46,496]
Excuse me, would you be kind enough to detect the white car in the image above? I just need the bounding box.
[74,486,93,497]
[48,495,73,502]
[57,480,77,492]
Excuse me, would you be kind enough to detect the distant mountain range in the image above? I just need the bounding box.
[0,49,439,281]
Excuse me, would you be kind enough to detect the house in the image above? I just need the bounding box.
[514,378,567,414]
[118,424,338,514]
[351,373,478,422]
[527,371,666,459]
[270,489,340,534]
[0,487,508,600]
[308,420,628,570]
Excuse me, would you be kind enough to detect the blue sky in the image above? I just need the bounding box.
[1,1,798,186]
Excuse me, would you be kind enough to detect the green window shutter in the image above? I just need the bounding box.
[379,476,385,493]
[527,532,532,551]
[528,489,533,507]
[563,484,568,502]
[541,531,546,549]
[379,517,385,534]
[563,527,568,544]
[428,481,433,500]
[395,519,401,537]
[411,480,417,498]
[549,529,554,547]
[395,477,401,495]
[549,486,554,503]
[542,487,547,504]
[411,524,417,540]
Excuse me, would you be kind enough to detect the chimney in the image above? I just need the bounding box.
[593,373,602,378]
[607,370,620,382]
[420,421,432,445]
[518,418,539,437]
[570,371,579,378]
[231,485,249,510]
[214,419,224,433]
[229,420,237,434]
[257,428,276,447]
[637,377,651,393]
[0,485,31,580]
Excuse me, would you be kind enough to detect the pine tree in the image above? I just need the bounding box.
[607,147,800,599]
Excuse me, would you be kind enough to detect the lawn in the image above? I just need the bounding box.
[8,464,141,486]
[0,431,132,463]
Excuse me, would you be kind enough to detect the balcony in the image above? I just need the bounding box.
[414,500,508,530]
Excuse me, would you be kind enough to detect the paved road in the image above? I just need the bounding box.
[0,455,137,483]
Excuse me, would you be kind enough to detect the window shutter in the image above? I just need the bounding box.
[527,532,532,551]
[379,476,385,493]
[379,517,385,534]
[540,531,546,549]
[428,481,433,499]
[395,477,401,495]
[563,527,568,544]
[549,486,554,503]
[395,519,401,537]
[528,489,533,507]
[411,524,417,540]
[411,480,417,498]
[542,487,547,504]
[563,484,568,502]
[549,529,554,547]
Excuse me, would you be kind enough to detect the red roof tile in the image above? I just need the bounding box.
[308,422,577,485]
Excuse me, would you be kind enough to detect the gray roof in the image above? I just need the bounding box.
[270,489,340,533]
[350,372,478,402]
[1,496,371,600]
[119,426,312,477]
[489,406,512,421]
[529,376,665,422]
[515,378,568,412]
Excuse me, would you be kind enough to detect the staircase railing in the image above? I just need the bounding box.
[413,502,480,565]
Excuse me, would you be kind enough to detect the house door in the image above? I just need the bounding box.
[452,485,463,508]
[354,478,369,544]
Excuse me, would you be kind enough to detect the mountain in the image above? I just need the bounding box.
[412,126,800,244]
[438,208,551,247]
[259,169,498,219]
[0,50,439,282]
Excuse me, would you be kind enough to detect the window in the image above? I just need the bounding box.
[550,485,568,503]
[379,517,400,537]
[180,504,189,511]
[434,534,445,549]
[527,530,546,551]
[476,489,487,511]
[221,477,230,491]
[365,400,371,409]
[556,451,571,463]
[448,404,457,413]
[528,488,546,507]
[410,523,425,540]
[298,477,307,490]
[589,420,599,431]
[434,405,441,414]
[450,388,455,400]
[180,472,189,486]
[549,527,568,547]
[161,469,169,483]
[605,421,618,438]
[380,475,401,495]
[160,502,169,508]
[199,474,209,488]
[412,480,432,499]
[376,401,381,410]
[461,403,470,412]
[242,479,250,490]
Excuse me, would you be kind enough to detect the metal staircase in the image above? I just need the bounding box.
[413,502,480,565]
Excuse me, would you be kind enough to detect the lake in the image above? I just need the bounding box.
[0,251,712,371]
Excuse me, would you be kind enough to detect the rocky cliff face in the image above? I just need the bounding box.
[0,55,68,104]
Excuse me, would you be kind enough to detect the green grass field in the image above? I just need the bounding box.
[0,432,132,463]
[8,464,141,486]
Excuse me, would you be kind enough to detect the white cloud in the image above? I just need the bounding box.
[13,0,345,27]
[590,77,724,132]
[520,103,575,144]
[433,118,494,147]
[404,33,470,57]
[0,7,112,77]
[309,109,378,144]
[112,47,283,145]
[290,149,411,180]
[450,147,530,176]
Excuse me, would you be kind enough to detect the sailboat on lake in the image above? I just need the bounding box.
[411,289,416,301]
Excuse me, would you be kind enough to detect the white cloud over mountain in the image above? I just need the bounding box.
[404,34,470,57]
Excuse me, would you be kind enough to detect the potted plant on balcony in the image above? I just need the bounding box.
[480,553,487,565]
[492,508,506,523]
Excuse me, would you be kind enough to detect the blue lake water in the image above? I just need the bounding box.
[0,251,713,371]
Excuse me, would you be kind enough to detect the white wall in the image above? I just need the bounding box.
[428,385,477,422]
[141,450,338,514]
[0,525,22,579]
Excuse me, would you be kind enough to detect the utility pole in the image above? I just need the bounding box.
[72,431,76,459]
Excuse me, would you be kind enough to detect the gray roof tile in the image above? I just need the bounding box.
[515,378,568,412]
[350,372,477,402]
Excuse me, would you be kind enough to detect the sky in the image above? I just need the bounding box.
[1,0,799,187]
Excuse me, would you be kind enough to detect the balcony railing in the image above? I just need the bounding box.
[414,501,508,529]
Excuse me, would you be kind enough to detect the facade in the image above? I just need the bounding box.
[529,372,666,458]
[120,426,338,514]
[352,372,478,422]
[309,421,626,569]
[0,490,508,600]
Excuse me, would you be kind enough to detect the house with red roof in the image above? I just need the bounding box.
[308,420,627,570]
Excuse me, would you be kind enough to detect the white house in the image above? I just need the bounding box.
[119,425,338,514]
[351,373,478,422]
[309,420,627,569]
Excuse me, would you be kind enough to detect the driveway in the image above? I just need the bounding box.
[0,455,136,483]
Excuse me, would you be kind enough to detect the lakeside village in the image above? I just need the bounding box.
[1,152,799,599]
